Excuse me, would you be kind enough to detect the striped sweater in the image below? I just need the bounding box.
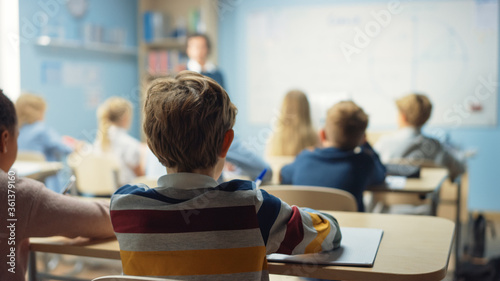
[110,173,342,280]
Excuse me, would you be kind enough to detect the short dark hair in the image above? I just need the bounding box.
[187,33,211,53]
[0,89,17,133]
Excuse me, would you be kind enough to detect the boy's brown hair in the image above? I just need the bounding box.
[143,71,237,172]
[396,93,432,127]
[325,101,368,150]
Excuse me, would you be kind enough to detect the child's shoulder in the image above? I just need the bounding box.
[294,147,319,160]
[217,179,256,192]
[111,183,154,205]
[113,183,150,196]
[111,183,189,210]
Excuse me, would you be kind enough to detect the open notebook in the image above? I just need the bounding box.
[267,227,384,267]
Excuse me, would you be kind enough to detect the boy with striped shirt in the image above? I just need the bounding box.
[110,71,342,280]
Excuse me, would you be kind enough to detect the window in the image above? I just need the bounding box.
[0,0,20,100]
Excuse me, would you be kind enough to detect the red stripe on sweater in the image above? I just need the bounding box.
[276,206,304,254]
[111,205,259,234]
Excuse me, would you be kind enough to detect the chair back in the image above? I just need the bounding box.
[265,156,295,184]
[92,276,175,281]
[263,185,358,212]
[69,153,119,196]
[16,151,46,162]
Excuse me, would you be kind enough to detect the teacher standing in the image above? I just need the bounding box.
[185,33,272,183]
[186,33,225,88]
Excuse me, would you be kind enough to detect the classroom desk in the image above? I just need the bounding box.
[29,211,455,281]
[367,167,449,215]
[12,160,63,181]
[368,167,449,194]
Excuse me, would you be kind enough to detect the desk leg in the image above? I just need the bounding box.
[454,180,462,280]
[430,190,439,216]
[28,251,38,281]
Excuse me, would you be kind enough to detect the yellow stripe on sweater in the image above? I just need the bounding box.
[120,246,268,276]
[304,212,331,253]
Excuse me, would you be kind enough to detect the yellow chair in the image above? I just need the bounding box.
[263,185,358,212]
[92,276,175,281]
[68,153,119,196]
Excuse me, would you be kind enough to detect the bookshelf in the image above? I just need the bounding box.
[138,0,219,80]
[137,0,219,139]
[36,36,137,57]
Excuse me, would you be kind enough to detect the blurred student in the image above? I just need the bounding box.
[94,97,145,186]
[15,93,75,191]
[110,71,341,280]
[224,138,273,182]
[281,101,386,212]
[374,93,465,179]
[267,90,319,156]
[15,93,73,161]
[186,33,224,87]
[0,90,114,281]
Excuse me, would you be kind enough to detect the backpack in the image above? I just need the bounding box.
[456,257,500,281]
[456,214,499,281]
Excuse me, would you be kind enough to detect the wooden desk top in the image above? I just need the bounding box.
[369,167,448,194]
[30,211,454,281]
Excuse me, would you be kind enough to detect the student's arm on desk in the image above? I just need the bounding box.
[43,127,73,156]
[257,189,341,255]
[226,139,273,182]
[439,144,466,180]
[22,178,114,239]
[363,142,386,185]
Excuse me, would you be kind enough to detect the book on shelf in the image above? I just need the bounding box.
[147,50,187,75]
[143,8,204,43]
[143,11,167,43]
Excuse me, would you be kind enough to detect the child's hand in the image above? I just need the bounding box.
[62,136,86,151]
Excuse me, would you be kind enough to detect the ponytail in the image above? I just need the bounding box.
[96,97,133,151]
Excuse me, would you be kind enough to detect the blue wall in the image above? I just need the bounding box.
[218,0,500,212]
[19,0,139,140]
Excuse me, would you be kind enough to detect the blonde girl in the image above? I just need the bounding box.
[94,97,145,185]
[15,93,73,161]
[267,90,319,156]
[15,93,74,191]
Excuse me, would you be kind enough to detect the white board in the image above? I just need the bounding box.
[246,0,498,128]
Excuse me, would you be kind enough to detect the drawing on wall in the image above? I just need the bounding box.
[246,0,498,128]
